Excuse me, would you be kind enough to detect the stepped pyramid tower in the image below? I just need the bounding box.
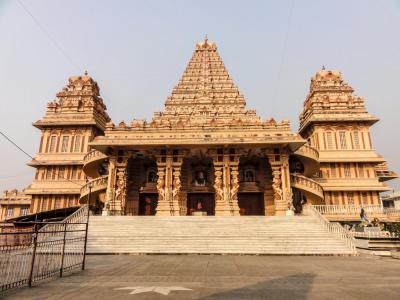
[25,74,110,213]
[152,36,259,126]
[299,69,397,206]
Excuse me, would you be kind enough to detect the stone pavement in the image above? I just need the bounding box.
[3,255,400,300]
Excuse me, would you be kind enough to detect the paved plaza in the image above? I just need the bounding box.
[3,254,400,299]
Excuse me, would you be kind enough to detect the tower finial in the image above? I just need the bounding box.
[84,70,88,75]
[204,34,208,43]
[322,65,326,70]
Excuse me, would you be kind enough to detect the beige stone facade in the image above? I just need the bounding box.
[298,69,396,207]
[19,38,396,218]
[0,189,31,221]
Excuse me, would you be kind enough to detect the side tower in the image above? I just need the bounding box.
[25,73,110,213]
[299,69,397,206]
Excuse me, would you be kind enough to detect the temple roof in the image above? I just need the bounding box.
[121,37,291,130]
[91,38,304,149]
[299,69,378,133]
[34,73,110,130]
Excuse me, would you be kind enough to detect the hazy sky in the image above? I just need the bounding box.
[1,0,400,191]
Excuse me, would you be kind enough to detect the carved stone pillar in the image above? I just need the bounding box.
[280,153,294,215]
[109,152,128,216]
[103,155,116,216]
[265,148,292,216]
[229,162,240,216]
[211,149,240,216]
[156,150,183,216]
[155,159,169,216]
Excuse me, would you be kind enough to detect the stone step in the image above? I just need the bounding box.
[87,215,356,255]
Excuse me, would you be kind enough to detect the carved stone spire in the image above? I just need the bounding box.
[151,38,263,127]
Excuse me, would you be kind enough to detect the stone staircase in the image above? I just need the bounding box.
[87,216,356,255]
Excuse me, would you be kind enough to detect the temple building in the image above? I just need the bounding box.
[0,190,31,221]
[22,38,397,217]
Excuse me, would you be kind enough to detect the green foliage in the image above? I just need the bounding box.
[386,223,400,238]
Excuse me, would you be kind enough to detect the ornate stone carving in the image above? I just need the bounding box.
[156,169,165,204]
[230,167,239,206]
[213,167,223,203]
[114,169,127,214]
[172,168,181,204]
[271,169,283,201]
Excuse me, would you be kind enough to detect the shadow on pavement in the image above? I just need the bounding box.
[201,273,315,300]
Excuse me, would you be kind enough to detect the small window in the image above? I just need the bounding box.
[41,199,48,211]
[339,131,347,149]
[344,163,351,178]
[20,207,29,216]
[362,192,368,205]
[330,163,336,178]
[61,136,69,152]
[58,166,65,180]
[347,192,354,205]
[71,166,77,180]
[353,131,361,149]
[49,136,57,152]
[46,167,52,180]
[326,132,335,149]
[55,197,62,209]
[6,208,13,217]
[358,165,364,178]
[74,136,81,152]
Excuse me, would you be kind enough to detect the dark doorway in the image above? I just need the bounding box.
[187,193,215,215]
[139,193,158,215]
[238,193,265,215]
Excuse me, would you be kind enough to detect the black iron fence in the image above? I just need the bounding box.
[0,205,89,293]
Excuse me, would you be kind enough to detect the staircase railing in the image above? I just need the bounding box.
[304,205,356,252]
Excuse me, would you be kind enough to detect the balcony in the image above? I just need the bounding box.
[313,205,400,222]
[79,175,108,204]
[290,173,324,203]
[375,162,398,182]
[292,144,319,176]
[82,149,108,178]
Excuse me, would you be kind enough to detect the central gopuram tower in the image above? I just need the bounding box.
[82,37,316,216]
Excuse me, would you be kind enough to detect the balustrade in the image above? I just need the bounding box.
[304,205,356,252]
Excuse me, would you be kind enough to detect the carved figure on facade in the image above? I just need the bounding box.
[213,168,223,202]
[156,170,165,202]
[230,168,239,203]
[115,170,127,212]
[172,169,181,202]
[272,171,282,201]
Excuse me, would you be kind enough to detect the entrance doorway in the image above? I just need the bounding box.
[187,193,215,215]
[139,193,158,215]
[238,193,265,215]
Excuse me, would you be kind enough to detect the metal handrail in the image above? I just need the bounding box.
[304,205,356,253]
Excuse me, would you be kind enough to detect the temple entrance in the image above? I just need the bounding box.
[187,193,215,215]
[238,193,265,215]
[139,193,158,215]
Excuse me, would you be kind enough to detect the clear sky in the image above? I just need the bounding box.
[1,0,399,191]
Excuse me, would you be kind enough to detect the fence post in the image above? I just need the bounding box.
[60,223,67,277]
[82,187,91,270]
[28,224,38,287]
